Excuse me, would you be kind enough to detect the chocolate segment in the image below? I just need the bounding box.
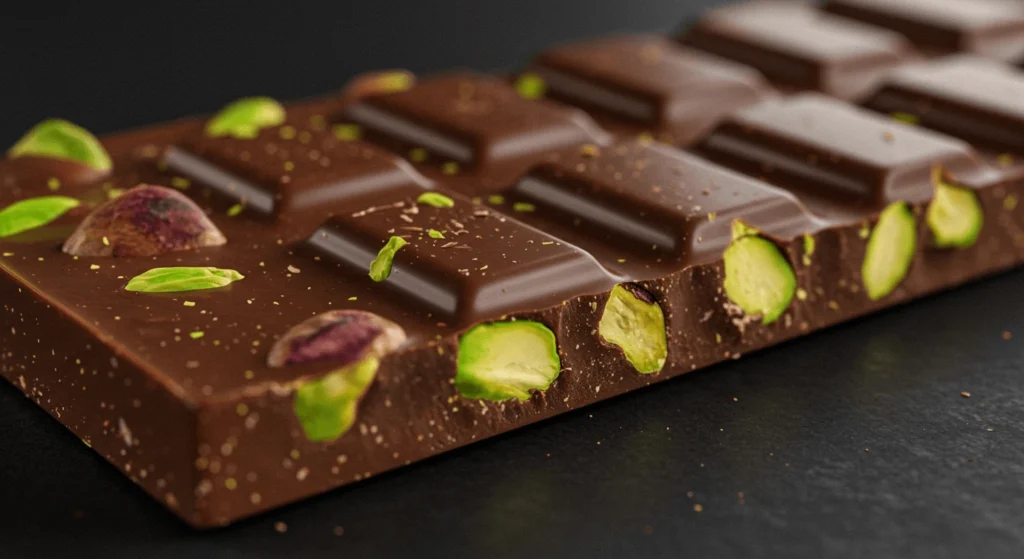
[824,0,1024,60]
[525,34,771,145]
[339,73,609,193]
[165,123,430,237]
[305,187,616,326]
[680,1,914,100]
[692,93,991,216]
[863,55,1024,155]
[505,141,818,275]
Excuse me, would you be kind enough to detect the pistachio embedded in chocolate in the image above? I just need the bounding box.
[268,310,407,442]
[455,320,561,402]
[598,284,668,374]
[863,201,917,300]
[926,169,983,249]
[723,221,796,325]
[293,357,380,442]
[0,196,80,238]
[205,97,286,139]
[8,119,112,171]
[267,309,407,368]
[62,184,226,257]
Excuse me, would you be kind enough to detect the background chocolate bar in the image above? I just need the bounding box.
[3,0,1024,554]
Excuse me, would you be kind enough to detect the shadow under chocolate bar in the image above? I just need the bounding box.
[2,0,1024,528]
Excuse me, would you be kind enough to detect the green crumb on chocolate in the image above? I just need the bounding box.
[0,196,80,238]
[409,147,428,162]
[441,162,460,175]
[205,97,286,139]
[862,201,917,301]
[802,233,816,266]
[455,321,561,401]
[293,356,379,441]
[189,331,205,339]
[124,266,244,293]
[731,219,760,240]
[417,192,455,208]
[514,73,547,100]
[428,229,445,239]
[926,169,983,248]
[598,285,668,374]
[488,194,505,205]
[513,202,535,212]
[891,112,919,125]
[723,231,796,324]
[47,178,61,191]
[369,236,407,282]
[226,203,244,217]
[1005,195,1018,211]
[333,124,362,141]
[8,119,112,171]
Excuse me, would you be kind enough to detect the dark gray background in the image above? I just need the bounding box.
[2,1,1024,557]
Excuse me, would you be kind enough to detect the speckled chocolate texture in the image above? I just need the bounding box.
[3,0,1024,529]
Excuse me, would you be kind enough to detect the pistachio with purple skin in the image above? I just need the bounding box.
[268,310,407,442]
[62,184,226,257]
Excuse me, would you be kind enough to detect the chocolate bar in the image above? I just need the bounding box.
[3,0,1024,528]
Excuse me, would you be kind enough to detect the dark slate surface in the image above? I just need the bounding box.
[2,1,1023,557]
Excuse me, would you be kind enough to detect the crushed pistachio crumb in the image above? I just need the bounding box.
[891,112,918,125]
[189,331,205,339]
[183,301,196,307]
[333,124,362,141]
[428,229,445,239]
[409,148,428,162]
[227,204,244,217]
[513,202,535,212]
[47,177,61,191]
[441,162,460,175]
[170,177,191,189]
[487,194,505,205]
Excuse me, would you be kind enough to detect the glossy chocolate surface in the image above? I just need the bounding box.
[863,55,1024,155]
[824,0,1024,60]
[339,73,609,194]
[526,35,771,145]
[505,140,818,276]
[679,1,914,100]
[692,93,996,216]
[306,186,616,326]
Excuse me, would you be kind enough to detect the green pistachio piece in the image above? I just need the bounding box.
[369,235,408,281]
[0,196,80,238]
[598,284,667,374]
[8,119,112,171]
[124,266,244,293]
[293,356,379,441]
[514,73,547,100]
[926,170,983,249]
[455,321,561,402]
[862,201,917,301]
[723,227,796,324]
[416,192,455,208]
[205,97,286,139]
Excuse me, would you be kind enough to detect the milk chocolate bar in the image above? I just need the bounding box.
[3,0,1024,528]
